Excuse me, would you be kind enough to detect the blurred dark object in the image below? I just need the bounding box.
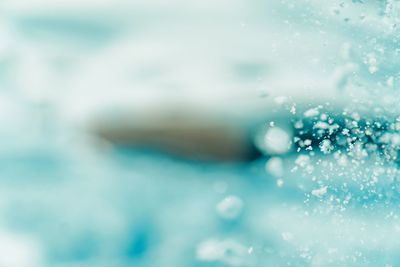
[90,109,261,162]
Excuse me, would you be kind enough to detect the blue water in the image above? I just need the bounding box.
[0,139,397,266]
[1,0,400,266]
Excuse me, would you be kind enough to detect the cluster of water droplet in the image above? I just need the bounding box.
[259,100,400,265]
[195,1,400,265]
[194,194,252,266]
[264,102,400,209]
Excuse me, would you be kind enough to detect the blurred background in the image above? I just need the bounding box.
[1,0,400,266]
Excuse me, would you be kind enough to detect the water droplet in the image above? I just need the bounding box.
[311,186,328,197]
[320,139,334,154]
[304,108,320,118]
[216,196,243,220]
[263,127,291,154]
[196,239,248,266]
[265,157,284,177]
[290,105,296,114]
